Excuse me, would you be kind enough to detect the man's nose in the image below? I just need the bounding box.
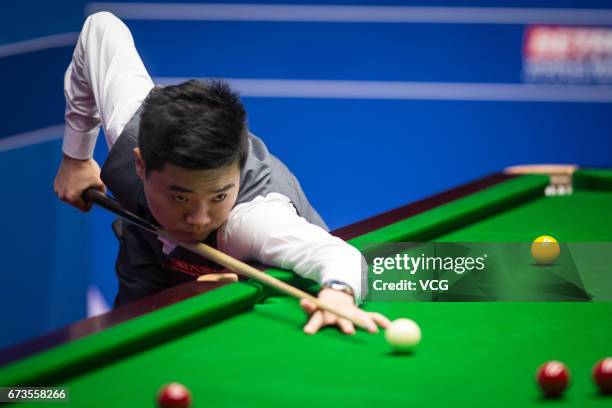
[186,204,211,230]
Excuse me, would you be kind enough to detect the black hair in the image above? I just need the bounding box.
[139,79,249,176]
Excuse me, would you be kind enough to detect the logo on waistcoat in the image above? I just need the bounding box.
[164,258,223,277]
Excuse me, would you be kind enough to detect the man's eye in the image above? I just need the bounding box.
[213,194,227,203]
[174,195,188,203]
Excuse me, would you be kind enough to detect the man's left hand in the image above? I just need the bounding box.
[300,288,390,335]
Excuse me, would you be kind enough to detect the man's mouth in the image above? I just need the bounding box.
[173,230,208,242]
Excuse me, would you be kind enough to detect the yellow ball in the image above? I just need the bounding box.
[531,235,560,265]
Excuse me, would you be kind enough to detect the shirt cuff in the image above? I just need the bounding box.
[62,124,99,160]
[318,245,367,304]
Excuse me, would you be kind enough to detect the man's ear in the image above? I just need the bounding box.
[133,147,146,180]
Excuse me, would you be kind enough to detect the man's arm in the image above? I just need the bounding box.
[218,193,390,334]
[55,12,154,210]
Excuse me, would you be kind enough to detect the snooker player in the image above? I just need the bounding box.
[53,12,390,335]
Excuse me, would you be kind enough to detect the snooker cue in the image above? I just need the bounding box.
[83,188,371,331]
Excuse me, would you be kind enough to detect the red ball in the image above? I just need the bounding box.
[157,382,192,408]
[593,357,612,394]
[536,361,570,398]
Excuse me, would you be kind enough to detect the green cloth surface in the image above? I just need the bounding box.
[15,299,612,408]
[4,170,612,407]
[435,190,612,242]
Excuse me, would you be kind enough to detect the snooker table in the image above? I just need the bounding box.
[1,169,612,407]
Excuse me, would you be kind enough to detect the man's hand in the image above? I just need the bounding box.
[300,288,391,335]
[54,154,106,211]
[196,273,239,283]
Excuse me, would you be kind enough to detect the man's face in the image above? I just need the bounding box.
[134,148,240,243]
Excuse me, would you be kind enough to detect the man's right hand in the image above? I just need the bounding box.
[54,154,106,212]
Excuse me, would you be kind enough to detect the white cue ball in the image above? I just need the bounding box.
[385,318,421,352]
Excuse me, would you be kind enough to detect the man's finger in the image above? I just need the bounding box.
[73,196,92,212]
[303,311,324,335]
[369,312,392,329]
[300,298,317,315]
[79,200,92,212]
[337,318,355,335]
[96,183,107,194]
[75,183,106,212]
[356,313,378,333]
[197,273,239,282]
[60,191,87,211]
[366,319,379,333]
[75,196,90,211]
[89,182,107,195]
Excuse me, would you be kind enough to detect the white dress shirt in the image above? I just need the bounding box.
[63,12,364,301]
